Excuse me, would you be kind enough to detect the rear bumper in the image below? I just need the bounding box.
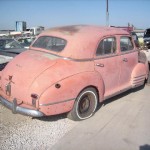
[0,96,44,117]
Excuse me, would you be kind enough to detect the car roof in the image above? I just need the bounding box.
[32,25,130,59]
[41,25,129,39]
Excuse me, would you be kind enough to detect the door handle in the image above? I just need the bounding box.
[95,63,104,67]
[123,58,128,62]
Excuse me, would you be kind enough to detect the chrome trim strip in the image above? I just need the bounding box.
[40,98,75,106]
[104,86,132,100]
[94,54,118,60]
[132,81,144,85]
[30,49,119,62]
[132,78,145,82]
[64,57,93,62]
[120,49,138,55]
[132,74,146,78]
[30,49,137,62]
[30,49,64,59]
[132,77,145,81]
[0,96,44,117]
[30,49,93,62]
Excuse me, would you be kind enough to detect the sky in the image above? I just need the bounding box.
[0,0,150,30]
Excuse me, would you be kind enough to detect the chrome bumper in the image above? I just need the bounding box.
[0,96,44,117]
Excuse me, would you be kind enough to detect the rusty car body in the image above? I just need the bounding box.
[0,25,149,120]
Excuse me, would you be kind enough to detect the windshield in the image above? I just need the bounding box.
[135,32,144,38]
[0,39,24,50]
[32,36,67,52]
[18,38,35,47]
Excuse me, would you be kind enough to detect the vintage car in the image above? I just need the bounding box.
[0,25,149,121]
[144,28,150,49]
[17,37,35,49]
[142,49,150,84]
[0,38,27,70]
[0,38,26,57]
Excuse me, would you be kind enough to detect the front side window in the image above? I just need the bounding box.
[32,36,67,52]
[120,36,134,52]
[96,37,116,56]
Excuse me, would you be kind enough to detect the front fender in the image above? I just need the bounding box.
[38,71,104,116]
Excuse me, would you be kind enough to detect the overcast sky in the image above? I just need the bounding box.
[0,0,150,30]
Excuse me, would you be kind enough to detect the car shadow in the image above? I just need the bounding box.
[32,113,67,122]
[97,85,145,110]
[139,144,150,150]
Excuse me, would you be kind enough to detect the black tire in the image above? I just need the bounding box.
[67,87,98,121]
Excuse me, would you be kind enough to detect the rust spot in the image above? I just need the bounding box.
[9,75,13,81]
[51,25,84,35]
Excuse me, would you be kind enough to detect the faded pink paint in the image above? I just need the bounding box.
[30,25,129,59]
[0,25,148,117]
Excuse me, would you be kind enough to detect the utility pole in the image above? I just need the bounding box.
[106,0,109,26]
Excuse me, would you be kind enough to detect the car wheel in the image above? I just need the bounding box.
[67,87,98,121]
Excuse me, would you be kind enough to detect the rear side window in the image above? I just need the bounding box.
[32,36,67,52]
[120,37,133,52]
[96,37,116,56]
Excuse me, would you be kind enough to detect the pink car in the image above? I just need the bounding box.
[0,25,149,121]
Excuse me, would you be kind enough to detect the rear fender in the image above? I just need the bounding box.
[131,62,148,87]
[39,71,104,115]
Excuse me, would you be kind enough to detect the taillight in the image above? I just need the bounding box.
[31,94,39,107]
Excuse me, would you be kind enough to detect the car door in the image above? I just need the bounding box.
[94,36,120,98]
[119,36,138,90]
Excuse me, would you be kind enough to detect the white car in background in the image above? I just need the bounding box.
[0,55,13,71]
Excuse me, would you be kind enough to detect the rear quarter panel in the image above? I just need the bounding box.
[39,71,104,115]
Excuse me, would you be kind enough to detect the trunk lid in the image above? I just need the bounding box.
[1,50,58,103]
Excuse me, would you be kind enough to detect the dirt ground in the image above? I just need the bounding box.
[0,104,77,150]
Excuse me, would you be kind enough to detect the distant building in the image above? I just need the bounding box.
[0,30,14,37]
[26,26,45,36]
[15,21,27,32]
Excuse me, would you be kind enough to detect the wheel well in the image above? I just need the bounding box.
[76,85,100,103]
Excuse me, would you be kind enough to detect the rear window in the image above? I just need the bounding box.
[32,36,67,52]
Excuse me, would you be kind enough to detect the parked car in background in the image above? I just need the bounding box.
[17,37,35,49]
[0,38,26,57]
[141,48,150,85]
[135,31,145,45]
[131,31,139,48]
[0,55,12,71]
[0,38,27,70]
[144,28,150,49]
[0,25,149,121]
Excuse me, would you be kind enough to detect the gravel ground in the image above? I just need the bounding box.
[0,104,78,150]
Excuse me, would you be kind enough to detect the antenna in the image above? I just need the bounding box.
[106,0,109,26]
